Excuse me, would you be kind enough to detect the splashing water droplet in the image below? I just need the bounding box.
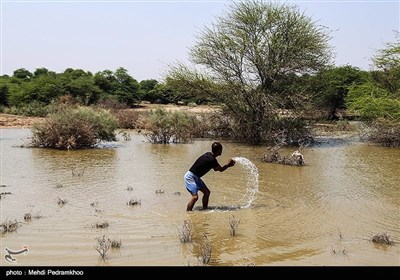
[232,157,259,208]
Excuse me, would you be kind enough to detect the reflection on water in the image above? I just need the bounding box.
[0,128,399,266]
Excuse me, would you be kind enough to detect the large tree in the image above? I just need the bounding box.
[346,33,400,122]
[371,32,400,94]
[167,0,333,143]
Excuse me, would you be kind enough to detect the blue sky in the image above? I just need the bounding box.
[1,0,399,82]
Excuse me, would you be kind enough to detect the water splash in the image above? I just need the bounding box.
[232,157,259,208]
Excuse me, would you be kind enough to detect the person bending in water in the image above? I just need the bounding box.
[184,141,235,211]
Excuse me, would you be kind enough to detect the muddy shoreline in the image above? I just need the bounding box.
[0,104,220,128]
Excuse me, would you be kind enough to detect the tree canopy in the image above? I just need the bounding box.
[167,0,333,144]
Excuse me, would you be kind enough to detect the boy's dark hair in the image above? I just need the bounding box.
[212,142,222,154]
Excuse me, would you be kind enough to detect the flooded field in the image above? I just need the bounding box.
[0,128,399,266]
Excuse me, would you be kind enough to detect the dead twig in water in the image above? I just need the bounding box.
[95,235,111,261]
[229,215,240,236]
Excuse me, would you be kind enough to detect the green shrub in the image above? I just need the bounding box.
[4,102,49,117]
[346,83,400,121]
[30,106,118,149]
[143,107,200,143]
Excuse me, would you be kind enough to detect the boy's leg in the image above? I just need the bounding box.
[199,186,210,210]
[187,194,198,211]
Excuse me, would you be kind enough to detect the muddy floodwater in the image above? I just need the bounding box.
[1,128,399,266]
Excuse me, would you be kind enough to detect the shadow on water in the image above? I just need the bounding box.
[193,205,243,212]
[311,136,361,148]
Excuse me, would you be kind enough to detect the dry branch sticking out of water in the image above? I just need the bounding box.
[262,147,305,166]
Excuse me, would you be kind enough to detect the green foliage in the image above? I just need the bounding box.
[138,79,163,103]
[371,32,400,94]
[307,66,370,119]
[65,76,101,105]
[13,68,33,80]
[346,83,400,121]
[3,67,141,112]
[30,106,118,149]
[373,32,400,71]
[4,102,49,117]
[0,80,10,106]
[94,67,140,106]
[164,76,214,105]
[143,108,199,143]
[166,0,332,144]
[33,67,51,77]
[139,79,158,99]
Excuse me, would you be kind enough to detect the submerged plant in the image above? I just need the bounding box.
[155,189,164,194]
[57,197,67,206]
[94,221,109,229]
[1,219,21,234]
[24,213,32,221]
[229,215,240,236]
[95,235,111,260]
[199,235,212,265]
[110,239,122,248]
[178,220,193,243]
[372,232,395,245]
[330,246,347,255]
[126,198,141,206]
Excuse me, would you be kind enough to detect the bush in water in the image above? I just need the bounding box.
[30,106,118,149]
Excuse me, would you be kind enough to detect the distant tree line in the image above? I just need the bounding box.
[0,66,211,117]
[1,0,398,147]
